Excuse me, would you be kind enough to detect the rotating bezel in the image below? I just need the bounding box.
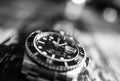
[25,30,87,72]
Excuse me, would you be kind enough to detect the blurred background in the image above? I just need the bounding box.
[0,0,120,81]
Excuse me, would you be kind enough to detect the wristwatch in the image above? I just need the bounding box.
[21,30,89,81]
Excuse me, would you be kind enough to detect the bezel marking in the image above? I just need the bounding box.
[79,47,85,54]
[28,44,37,54]
[30,32,39,37]
[27,36,34,42]
[53,61,64,66]
[67,60,77,66]
[27,42,34,46]
[64,62,68,67]
[37,53,47,62]
[46,58,53,64]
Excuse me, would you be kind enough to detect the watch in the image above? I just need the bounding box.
[21,30,89,81]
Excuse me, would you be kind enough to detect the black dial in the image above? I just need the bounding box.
[34,32,78,61]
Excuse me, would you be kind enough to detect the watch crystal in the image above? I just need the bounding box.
[26,30,86,72]
[34,32,78,61]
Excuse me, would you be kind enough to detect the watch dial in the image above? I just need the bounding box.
[26,30,86,72]
[34,32,79,61]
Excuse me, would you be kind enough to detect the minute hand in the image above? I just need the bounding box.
[58,42,68,46]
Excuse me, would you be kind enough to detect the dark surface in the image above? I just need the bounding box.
[0,40,24,81]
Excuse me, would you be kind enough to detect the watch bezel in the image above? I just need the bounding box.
[33,32,80,62]
[25,30,87,72]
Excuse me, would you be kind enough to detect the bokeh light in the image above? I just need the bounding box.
[72,0,86,4]
[103,8,117,23]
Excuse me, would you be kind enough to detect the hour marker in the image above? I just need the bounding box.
[49,36,54,41]
[51,55,55,58]
[34,52,39,56]
[67,55,71,58]
[43,37,47,40]
[38,40,45,44]
[60,57,64,60]
[49,36,54,39]
[46,58,52,64]
[38,46,42,49]
[42,51,47,55]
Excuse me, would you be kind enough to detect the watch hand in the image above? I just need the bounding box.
[57,38,60,44]
[59,42,68,46]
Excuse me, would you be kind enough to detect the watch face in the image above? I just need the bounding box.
[26,30,85,72]
[34,32,78,61]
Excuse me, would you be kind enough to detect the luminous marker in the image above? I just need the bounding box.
[34,52,39,56]
[67,55,71,58]
[43,37,47,40]
[49,36,54,41]
[27,42,34,46]
[52,41,57,45]
[46,58,52,64]
[60,57,64,60]
[38,40,45,44]
[42,51,47,55]
[38,46,42,49]
[49,36,54,39]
